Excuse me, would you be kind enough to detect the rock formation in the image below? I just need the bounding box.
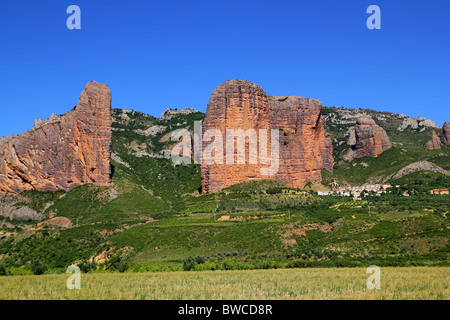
[0,205,42,221]
[347,117,392,159]
[0,81,112,194]
[268,95,334,187]
[397,116,436,132]
[37,216,72,228]
[443,122,450,145]
[161,108,199,119]
[425,130,442,150]
[201,79,333,194]
[384,161,450,182]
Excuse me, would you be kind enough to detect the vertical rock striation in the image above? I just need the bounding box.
[201,79,333,194]
[201,80,270,194]
[425,130,442,150]
[0,81,112,194]
[268,96,333,188]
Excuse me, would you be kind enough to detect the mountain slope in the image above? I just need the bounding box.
[322,106,450,186]
[0,106,448,274]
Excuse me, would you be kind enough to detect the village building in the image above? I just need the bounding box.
[430,189,450,195]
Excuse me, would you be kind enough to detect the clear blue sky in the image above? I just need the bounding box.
[0,0,449,137]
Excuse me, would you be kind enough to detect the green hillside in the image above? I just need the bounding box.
[322,106,450,185]
[0,107,448,275]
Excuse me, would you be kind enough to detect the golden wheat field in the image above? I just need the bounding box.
[0,267,448,300]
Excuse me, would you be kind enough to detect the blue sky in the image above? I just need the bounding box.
[0,0,449,137]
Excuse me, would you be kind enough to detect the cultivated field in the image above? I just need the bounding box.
[0,267,448,300]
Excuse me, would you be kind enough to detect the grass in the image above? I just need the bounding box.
[0,267,447,300]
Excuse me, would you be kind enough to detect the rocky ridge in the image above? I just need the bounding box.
[384,161,450,181]
[397,116,436,132]
[161,108,199,119]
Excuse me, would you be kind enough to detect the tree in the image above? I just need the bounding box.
[117,260,129,273]
[31,260,48,275]
[0,264,6,276]
[182,256,197,271]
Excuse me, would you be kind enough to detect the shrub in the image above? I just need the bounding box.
[0,264,6,276]
[220,259,238,270]
[78,260,96,273]
[195,255,206,264]
[183,256,197,271]
[117,260,129,273]
[31,260,48,275]
[194,262,218,271]
[256,260,282,270]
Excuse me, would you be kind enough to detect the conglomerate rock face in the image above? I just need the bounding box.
[348,116,392,158]
[201,79,333,194]
[443,122,450,145]
[268,96,333,188]
[425,130,442,150]
[0,81,112,194]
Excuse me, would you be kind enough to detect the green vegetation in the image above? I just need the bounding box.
[2,178,447,274]
[0,108,448,277]
[325,146,450,186]
[0,267,448,300]
[322,106,450,186]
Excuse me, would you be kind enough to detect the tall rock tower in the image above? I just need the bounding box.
[201,79,333,194]
[0,81,112,194]
[443,122,450,145]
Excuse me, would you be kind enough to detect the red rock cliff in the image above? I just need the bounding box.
[268,96,333,188]
[201,79,333,194]
[425,130,442,150]
[0,81,112,194]
[349,116,392,158]
[443,122,450,145]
